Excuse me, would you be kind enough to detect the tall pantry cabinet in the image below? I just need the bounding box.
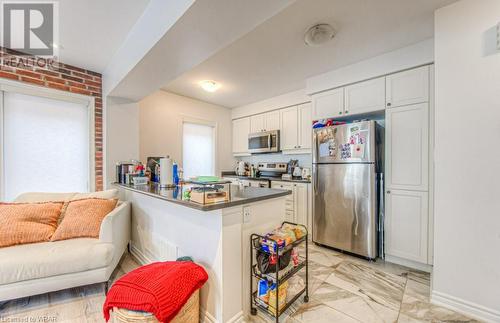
[384,65,434,269]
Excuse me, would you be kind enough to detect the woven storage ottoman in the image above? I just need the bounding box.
[112,290,199,323]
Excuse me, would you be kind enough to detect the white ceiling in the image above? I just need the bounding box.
[57,0,150,73]
[163,0,457,108]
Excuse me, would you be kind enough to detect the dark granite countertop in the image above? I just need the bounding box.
[114,182,291,211]
[221,172,311,184]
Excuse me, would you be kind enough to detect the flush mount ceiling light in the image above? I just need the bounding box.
[199,80,221,93]
[304,23,336,47]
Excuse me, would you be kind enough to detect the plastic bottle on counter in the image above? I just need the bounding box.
[173,162,179,185]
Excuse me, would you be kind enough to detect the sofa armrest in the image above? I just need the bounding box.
[99,201,131,248]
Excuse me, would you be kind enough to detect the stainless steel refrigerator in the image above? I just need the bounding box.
[312,121,383,259]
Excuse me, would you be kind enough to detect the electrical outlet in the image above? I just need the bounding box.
[243,206,251,223]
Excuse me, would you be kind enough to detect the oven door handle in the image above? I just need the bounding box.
[268,134,272,149]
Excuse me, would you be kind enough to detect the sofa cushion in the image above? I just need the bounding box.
[14,189,119,203]
[14,192,76,203]
[51,198,118,241]
[0,238,114,285]
[72,190,119,201]
[0,202,64,248]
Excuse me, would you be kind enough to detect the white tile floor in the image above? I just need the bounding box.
[250,244,479,323]
[0,244,480,323]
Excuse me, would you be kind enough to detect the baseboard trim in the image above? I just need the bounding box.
[431,290,500,322]
[200,307,217,323]
[129,243,153,265]
[385,255,432,272]
[226,311,244,323]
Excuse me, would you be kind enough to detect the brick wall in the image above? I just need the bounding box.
[0,47,103,191]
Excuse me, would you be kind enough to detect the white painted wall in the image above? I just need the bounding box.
[139,91,235,175]
[105,98,140,187]
[433,0,500,320]
[103,0,195,96]
[306,38,435,95]
[231,88,310,119]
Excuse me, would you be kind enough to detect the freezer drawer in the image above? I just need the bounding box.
[313,163,377,258]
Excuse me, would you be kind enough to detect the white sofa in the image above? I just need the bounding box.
[0,190,131,302]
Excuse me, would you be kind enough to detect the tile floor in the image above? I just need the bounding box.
[251,244,479,323]
[0,244,479,323]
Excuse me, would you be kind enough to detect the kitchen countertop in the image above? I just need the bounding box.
[114,182,291,211]
[221,172,311,183]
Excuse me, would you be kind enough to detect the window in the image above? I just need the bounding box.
[182,121,215,179]
[1,90,92,201]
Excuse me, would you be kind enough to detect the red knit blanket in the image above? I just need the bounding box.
[103,261,208,322]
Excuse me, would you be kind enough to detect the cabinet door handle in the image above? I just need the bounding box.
[345,110,349,114]
[387,102,391,107]
[387,190,391,194]
[338,111,342,115]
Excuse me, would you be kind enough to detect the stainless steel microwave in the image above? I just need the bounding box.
[248,130,280,154]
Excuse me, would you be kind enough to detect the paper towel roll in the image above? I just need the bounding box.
[160,157,173,187]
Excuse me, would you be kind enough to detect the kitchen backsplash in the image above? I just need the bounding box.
[236,153,312,169]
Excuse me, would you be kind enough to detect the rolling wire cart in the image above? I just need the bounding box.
[250,221,309,322]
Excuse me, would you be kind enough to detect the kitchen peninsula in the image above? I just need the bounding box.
[115,182,291,323]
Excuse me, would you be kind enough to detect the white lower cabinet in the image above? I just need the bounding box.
[385,190,428,264]
[294,183,308,227]
[271,181,309,227]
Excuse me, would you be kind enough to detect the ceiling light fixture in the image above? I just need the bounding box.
[199,80,221,93]
[304,24,336,47]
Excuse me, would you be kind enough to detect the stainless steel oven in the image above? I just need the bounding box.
[248,130,280,154]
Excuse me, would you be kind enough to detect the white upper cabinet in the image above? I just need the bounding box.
[386,66,429,108]
[298,103,312,149]
[385,189,428,263]
[280,103,312,152]
[344,77,385,116]
[250,111,280,133]
[385,103,429,191]
[265,110,281,131]
[250,114,265,133]
[232,117,250,155]
[312,88,344,120]
[280,106,299,151]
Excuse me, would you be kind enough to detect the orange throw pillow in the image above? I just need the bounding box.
[51,198,118,241]
[0,202,64,248]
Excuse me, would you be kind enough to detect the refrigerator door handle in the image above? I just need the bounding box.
[312,130,318,163]
[313,165,319,194]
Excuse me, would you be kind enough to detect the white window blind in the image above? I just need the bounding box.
[182,122,215,179]
[2,92,90,201]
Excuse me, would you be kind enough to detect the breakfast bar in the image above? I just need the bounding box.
[115,182,290,323]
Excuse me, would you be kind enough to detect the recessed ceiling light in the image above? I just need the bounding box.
[199,80,221,93]
[304,24,336,47]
